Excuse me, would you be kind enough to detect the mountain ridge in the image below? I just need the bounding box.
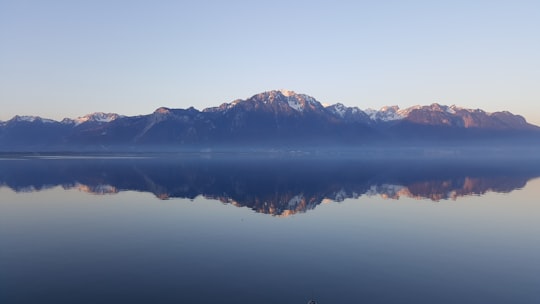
[1,90,539,151]
[2,90,536,127]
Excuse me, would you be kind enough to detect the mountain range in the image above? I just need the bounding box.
[1,90,539,151]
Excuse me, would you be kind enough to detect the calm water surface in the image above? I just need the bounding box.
[1,155,539,303]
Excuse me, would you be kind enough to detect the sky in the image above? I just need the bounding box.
[1,0,539,124]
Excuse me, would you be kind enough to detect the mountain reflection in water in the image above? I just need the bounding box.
[1,155,538,216]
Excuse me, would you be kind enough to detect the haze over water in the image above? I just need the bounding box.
[1,155,539,303]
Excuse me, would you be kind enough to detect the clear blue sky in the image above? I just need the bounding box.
[1,0,539,124]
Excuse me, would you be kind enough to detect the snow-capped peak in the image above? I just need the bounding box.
[279,89,295,97]
[9,115,56,123]
[328,103,348,117]
[13,115,40,122]
[365,105,405,121]
[261,90,321,112]
[274,90,305,111]
[73,112,120,126]
[395,105,422,117]
[364,103,507,126]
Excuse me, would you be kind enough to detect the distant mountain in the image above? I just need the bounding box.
[1,90,539,151]
[62,112,122,126]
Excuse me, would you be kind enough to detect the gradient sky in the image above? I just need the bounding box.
[1,0,539,124]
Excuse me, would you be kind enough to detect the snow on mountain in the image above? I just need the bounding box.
[1,91,538,150]
[325,103,370,123]
[204,90,324,113]
[279,89,295,97]
[398,103,482,117]
[70,112,121,126]
[327,103,348,117]
[446,105,458,114]
[286,96,304,111]
[201,91,536,132]
[14,115,39,122]
[202,90,498,123]
[9,115,56,124]
[361,103,512,124]
[365,106,405,122]
[275,90,321,112]
[395,105,423,117]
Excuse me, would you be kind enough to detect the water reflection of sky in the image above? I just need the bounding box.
[1,159,540,303]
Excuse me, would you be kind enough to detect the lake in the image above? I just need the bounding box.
[1,154,540,303]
